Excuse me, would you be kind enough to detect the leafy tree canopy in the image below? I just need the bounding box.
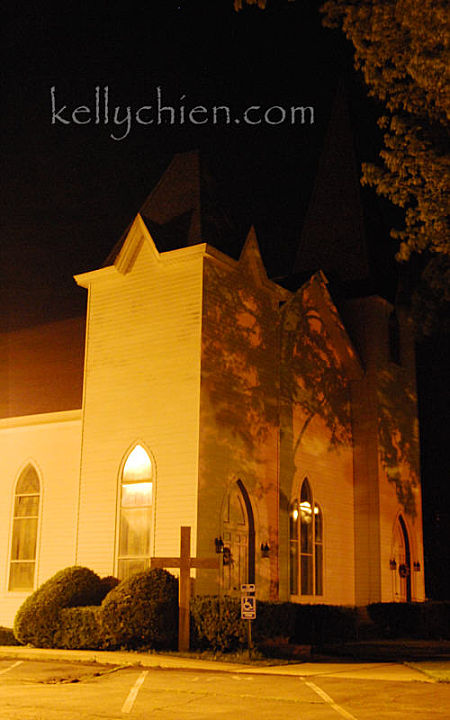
[236,0,450,334]
[321,0,449,262]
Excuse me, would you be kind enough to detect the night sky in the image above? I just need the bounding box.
[2,0,448,597]
[2,0,389,330]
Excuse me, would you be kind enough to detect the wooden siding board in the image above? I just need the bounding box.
[76,242,203,574]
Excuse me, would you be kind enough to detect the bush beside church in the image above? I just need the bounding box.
[11,566,450,653]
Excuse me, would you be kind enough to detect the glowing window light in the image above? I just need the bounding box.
[118,445,153,580]
[300,500,312,523]
[123,444,152,482]
[122,482,152,507]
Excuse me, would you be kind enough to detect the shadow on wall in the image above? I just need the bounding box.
[377,365,420,518]
[203,265,353,493]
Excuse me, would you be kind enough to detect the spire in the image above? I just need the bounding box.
[294,80,369,284]
[238,226,268,284]
[105,150,240,265]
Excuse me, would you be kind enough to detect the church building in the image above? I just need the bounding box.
[0,145,426,628]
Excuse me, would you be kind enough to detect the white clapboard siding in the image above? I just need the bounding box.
[0,411,81,626]
[75,234,204,575]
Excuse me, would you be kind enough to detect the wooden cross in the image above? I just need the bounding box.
[150,526,219,652]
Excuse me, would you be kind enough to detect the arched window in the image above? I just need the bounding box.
[289,478,323,596]
[9,465,40,591]
[117,445,153,580]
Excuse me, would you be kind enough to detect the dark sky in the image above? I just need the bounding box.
[1,0,388,331]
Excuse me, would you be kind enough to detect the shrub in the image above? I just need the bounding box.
[96,576,120,604]
[421,602,450,639]
[190,596,246,651]
[0,626,20,646]
[368,601,450,639]
[101,568,178,649]
[190,597,358,652]
[292,604,358,646]
[253,602,298,644]
[56,607,104,649]
[14,566,103,647]
[190,597,298,652]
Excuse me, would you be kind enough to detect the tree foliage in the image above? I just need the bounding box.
[320,0,449,262]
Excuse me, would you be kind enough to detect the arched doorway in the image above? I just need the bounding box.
[392,515,411,602]
[221,480,255,594]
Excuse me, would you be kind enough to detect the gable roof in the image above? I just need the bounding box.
[291,271,363,380]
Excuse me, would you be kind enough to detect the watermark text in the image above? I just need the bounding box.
[50,86,315,141]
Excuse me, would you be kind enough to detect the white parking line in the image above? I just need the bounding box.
[304,680,359,720]
[0,661,23,676]
[121,670,148,714]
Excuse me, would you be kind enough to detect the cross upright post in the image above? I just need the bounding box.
[150,526,220,652]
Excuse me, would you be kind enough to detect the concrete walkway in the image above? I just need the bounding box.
[0,645,434,682]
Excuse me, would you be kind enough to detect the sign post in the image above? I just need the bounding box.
[151,526,219,652]
[241,583,256,654]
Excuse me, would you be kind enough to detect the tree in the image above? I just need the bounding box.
[321,0,449,263]
[237,0,450,333]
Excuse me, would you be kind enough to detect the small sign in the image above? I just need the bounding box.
[241,584,256,594]
[241,595,256,620]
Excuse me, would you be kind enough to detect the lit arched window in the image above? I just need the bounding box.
[9,465,40,591]
[117,445,153,580]
[289,478,323,596]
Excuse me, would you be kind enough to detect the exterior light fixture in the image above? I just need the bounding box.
[215,537,224,554]
[413,562,421,572]
[389,559,397,570]
[261,542,270,558]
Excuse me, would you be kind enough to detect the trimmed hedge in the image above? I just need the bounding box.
[16,565,449,652]
[291,604,358,646]
[14,566,104,647]
[190,597,357,652]
[97,575,120,602]
[368,602,450,639]
[14,566,178,651]
[191,597,247,651]
[56,607,104,649]
[101,568,179,649]
[0,626,20,646]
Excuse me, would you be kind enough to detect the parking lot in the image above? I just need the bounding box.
[0,657,449,719]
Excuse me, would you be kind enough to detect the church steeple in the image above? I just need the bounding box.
[294,80,369,285]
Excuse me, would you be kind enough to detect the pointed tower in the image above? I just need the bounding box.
[294,81,370,284]
[106,150,240,263]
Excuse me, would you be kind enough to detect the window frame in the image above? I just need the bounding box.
[8,464,41,593]
[116,443,155,580]
[289,478,324,598]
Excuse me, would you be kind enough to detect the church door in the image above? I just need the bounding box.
[392,515,411,602]
[221,480,255,594]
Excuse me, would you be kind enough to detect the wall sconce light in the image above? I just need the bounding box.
[389,559,397,570]
[215,537,224,554]
[413,562,421,572]
[261,542,270,558]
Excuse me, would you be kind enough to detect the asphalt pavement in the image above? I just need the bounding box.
[0,644,439,681]
[1,654,449,720]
